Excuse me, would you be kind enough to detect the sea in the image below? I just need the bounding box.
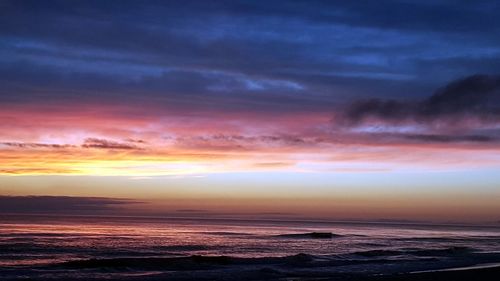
[1,214,500,280]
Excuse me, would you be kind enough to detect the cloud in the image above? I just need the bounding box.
[81,138,139,150]
[421,75,500,117]
[3,0,499,116]
[174,134,320,151]
[0,196,140,214]
[252,162,295,168]
[175,209,210,213]
[0,168,79,175]
[403,134,494,143]
[1,142,75,149]
[335,74,500,145]
[124,138,147,144]
[1,138,143,151]
[342,74,500,125]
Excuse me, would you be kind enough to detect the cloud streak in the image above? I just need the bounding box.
[0,196,140,214]
[1,138,143,151]
[403,134,494,143]
[82,138,139,150]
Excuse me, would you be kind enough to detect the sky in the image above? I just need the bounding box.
[1,0,500,223]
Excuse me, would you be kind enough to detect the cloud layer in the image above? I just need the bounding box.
[1,1,500,175]
[2,0,500,114]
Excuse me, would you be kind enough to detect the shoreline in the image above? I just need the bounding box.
[370,265,500,281]
[3,262,500,281]
[410,262,500,273]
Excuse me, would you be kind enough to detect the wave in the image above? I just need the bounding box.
[196,231,253,236]
[395,236,500,242]
[57,255,233,270]
[0,233,69,237]
[54,252,431,272]
[352,246,476,258]
[4,245,479,271]
[0,242,67,254]
[275,232,341,239]
[353,249,403,257]
[151,244,224,251]
[6,253,500,281]
[54,254,317,270]
[409,246,475,257]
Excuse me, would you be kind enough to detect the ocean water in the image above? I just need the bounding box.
[1,215,500,280]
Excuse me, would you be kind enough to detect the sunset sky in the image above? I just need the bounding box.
[1,0,500,223]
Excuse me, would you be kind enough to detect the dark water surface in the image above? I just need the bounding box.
[1,215,499,280]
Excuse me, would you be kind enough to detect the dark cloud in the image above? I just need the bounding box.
[343,74,500,124]
[335,74,500,145]
[403,134,494,143]
[1,138,143,150]
[1,142,75,149]
[175,209,210,213]
[322,1,500,34]
[81,138,139,150]
[0,196,140,214]
[2,0,500,114]
[421,75,500,118]
[125,138,147,144]
[175,134,319,151]
[0,62,314,113]
[344,99,412,124]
